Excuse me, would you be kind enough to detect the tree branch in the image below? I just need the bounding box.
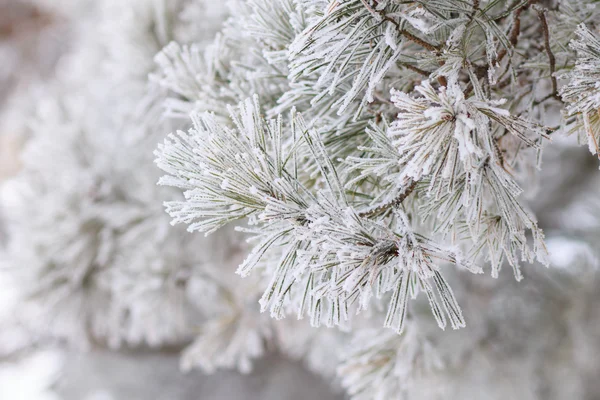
[535,6,560,101]
[358,180,417,218]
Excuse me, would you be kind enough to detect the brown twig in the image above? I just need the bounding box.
[466,0,537,96]
[400,30,441,53]
[494,4,526,65]
[535,6,560,101]
[358,180,417,218]
[399,63,432,77]
[359,0,441,53]
[469,0,480,20]
[360,0,445,86]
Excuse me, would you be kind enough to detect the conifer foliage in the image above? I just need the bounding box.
[155,0,593,337]
[3,0,600,399]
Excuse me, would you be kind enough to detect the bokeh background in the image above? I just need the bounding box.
[0,1,341,398]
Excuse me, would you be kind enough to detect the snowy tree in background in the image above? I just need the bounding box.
[2,0,600,399]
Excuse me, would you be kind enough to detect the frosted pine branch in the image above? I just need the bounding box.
[156,96,480,334]
[560,24,600,163]
[6,0,600,398]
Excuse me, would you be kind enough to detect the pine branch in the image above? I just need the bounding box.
[535,6,560,101]
[358,180,417,218]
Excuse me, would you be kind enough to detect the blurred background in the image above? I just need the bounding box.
[0,1,341,398]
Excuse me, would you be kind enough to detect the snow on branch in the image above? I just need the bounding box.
[560,24,600,163]
[156,96,479,334]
